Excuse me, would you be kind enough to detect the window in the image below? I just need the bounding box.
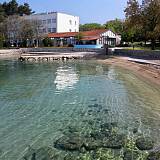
[69,20,72,25]
[69,29,72,32]
[47,19,51,24]
[48,28,51,33]
[43,20,46,24]
[75,21,76,25]
[52,19,56,23]
[51,28,56,33]
[43,28,46,33]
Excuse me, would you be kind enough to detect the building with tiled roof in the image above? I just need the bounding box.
[48,29,120,47]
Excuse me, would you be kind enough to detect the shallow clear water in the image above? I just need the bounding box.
[0,59,160,160]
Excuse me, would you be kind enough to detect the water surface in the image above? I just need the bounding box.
[0,59,160,159]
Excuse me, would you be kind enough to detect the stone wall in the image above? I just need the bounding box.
[114,49,160,59]
[21,47,105,54]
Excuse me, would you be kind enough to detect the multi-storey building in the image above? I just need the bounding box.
[24,12,79,34]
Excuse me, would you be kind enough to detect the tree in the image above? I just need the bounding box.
[42,37,53,47]
[142,0,160,49]
[124,0,160,49]
[80,23,105,31]
[3,0,18,16]
[105,19,124,34]
[75,33,84,44]
[0,4,6,22]
[18,3,33,16]
[0,34,5,48]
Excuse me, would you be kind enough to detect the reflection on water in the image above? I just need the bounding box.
[0,60,159,160]
[54,66,79,91]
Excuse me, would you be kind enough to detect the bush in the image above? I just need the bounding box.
[0,35,5,48]
[68,44,74,47]
[42,37,53,47]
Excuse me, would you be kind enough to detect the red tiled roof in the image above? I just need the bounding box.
[48,29,108,40]
[81,36,100,41]
[48,32,78,38]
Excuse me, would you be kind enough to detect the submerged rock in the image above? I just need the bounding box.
[147,146,160,160]
[123,149,141,160]
[88,104,102,109]
[101,122,118,132]
[84,138,102,151]
[23,146,57,160]
[64,153,79,160]
[54,135,84,151]
[90,130,107,140]
[103,134,126,149]
[147,151,160,160]
[136,137,154,150]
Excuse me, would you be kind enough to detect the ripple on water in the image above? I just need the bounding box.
[0,60,159,160]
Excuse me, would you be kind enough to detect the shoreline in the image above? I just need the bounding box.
[98,56,160,87]
[0,49,159,87]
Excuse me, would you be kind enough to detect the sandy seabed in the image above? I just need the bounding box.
[98,56,160,87]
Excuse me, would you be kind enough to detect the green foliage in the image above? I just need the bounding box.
[0,34,5,48]
[105,19,123,33]
[75,33,84,44]
[124,134,149,160]
[80,23,105,31]
[124,0,160,49]
[95,148,123,160]
[42,37,53,47]
[0,0,33,22]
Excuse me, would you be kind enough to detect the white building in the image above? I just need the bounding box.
[24,12,79,34]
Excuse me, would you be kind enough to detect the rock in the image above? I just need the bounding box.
[147,151,160,160]
[103,134,126,149]
[84,138,102,151]
[136,137,154,150]
[133,128,138,134]
[54,135,84,151]
[123,149,141,160]
[147,146,160,160]
[101,122,118,132]
[88,104,102,109]
[90,131,107,140]
[64,154,79,160]
[23,146,57,160]
[68,126,80,134]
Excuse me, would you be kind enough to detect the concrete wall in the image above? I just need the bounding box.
[21,47,105,54]
[24,12,79,34]
[114,49,160,59]
[57,13,79,33]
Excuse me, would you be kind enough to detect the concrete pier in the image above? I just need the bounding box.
[19,53,85,62]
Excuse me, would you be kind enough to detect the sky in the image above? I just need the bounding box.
[0,0,142,24]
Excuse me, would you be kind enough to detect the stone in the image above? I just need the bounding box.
[147,146,160,160]
[64,154,79,160]
[147,151,160,160]
[54,135,84,151]
[23,146,57,160]
[133,128,138,134]
[84,138,102,151]
[90,131,107,140]
[88,104,102,109]
[136,137,154,150]
[103,134,126,149]
[101,122,118,131]
[123,149,141,160]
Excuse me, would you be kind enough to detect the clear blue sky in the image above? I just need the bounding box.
[0,0,142,24]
